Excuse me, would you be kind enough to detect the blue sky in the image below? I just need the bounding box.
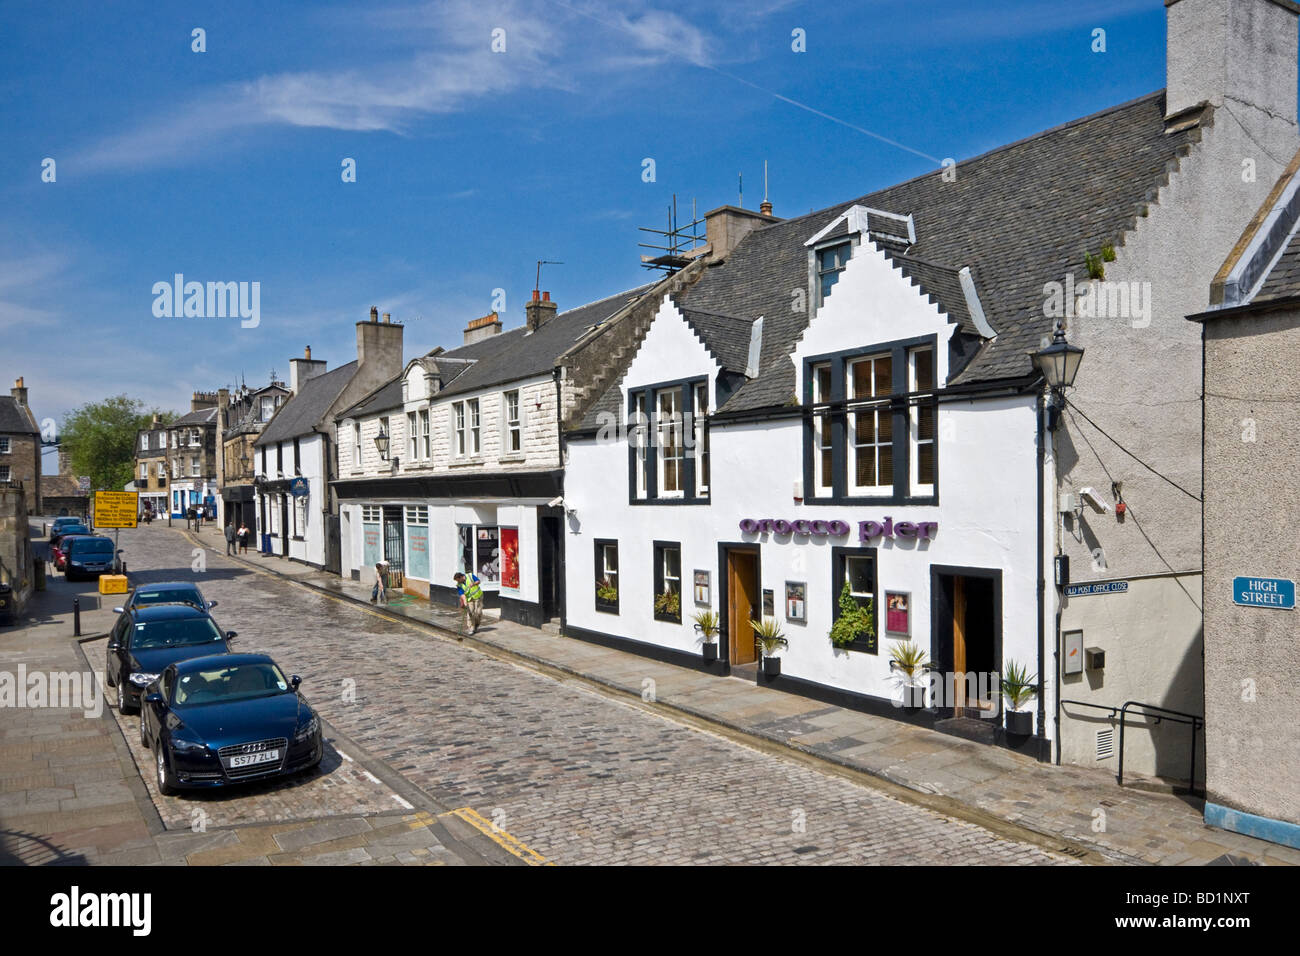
[2,0,1167,468]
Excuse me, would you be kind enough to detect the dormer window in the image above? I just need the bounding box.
[816,241,852,308]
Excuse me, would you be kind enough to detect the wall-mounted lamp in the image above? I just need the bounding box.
[373,426,390,461]
[1033,324,1084,431]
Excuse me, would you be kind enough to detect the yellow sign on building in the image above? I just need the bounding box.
[93,491,139,529]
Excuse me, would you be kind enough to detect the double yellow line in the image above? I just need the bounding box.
[438,808,553,866]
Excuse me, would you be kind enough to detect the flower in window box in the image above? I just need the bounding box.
[829,581,875,649]
[596,578,618,603]
[653,590,680,617]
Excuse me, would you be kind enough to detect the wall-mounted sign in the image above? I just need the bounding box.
[1064,581,1128,597]
[1232,576,1295,610]
[500,528,519,590]
[1063,630,1084,676]
[693,570,710,606]
[785,581,806,623]
[886,591,910,637]
[739,517,937,543]
[289,477,310,497]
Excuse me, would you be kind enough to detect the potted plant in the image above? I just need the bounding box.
[889,640,929,710]
[653,589,681,622]
[751,616,788,678]
[595,577,618,612]
[828,581,875,651]
[692,609,720,663]
[1001,660,1037,736]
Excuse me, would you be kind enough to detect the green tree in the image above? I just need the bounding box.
[61,396,175,492]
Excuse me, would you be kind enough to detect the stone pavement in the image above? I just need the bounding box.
[188,523,1300,867]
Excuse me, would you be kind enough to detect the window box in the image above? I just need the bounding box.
[652,541,682,623]
[595,539,619,613]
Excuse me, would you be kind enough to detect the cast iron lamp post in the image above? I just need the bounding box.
[1034,324,1084,430]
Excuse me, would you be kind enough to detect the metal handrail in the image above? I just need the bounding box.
[1060,698,1204,796]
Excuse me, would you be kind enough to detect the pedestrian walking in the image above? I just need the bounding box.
[223,522,236,555]
[187,506,197,532]
[237,522,250,554]
[453,571,483,637]
[370,562,388,604]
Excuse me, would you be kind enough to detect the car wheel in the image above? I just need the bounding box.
[155,746,176,796]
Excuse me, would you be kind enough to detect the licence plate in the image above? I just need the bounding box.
[229,750,279,768]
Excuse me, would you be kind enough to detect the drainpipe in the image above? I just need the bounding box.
[554,365,566,631]
[1036,388,1048,756]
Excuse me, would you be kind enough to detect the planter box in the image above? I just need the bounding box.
[701,641,718,662]
[900,683,926,710]
[762,656,781,678]
[1005,709,1033,736]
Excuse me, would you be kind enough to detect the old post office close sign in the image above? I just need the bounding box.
[1233,576,1296,610]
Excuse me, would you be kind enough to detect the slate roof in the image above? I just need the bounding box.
[579,90,1201,424]
[337,374,404,420]
[680,308,756,373]
[0,397,38,434]
[171,407,218,427]
[256,362,358,445]
[430,285,658,399]
[1254,232,1300,302]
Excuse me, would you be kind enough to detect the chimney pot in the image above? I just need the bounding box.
[542,291,550,302]
[382,312,391,324]
[305,345,312,360]
[531,289,540,302]
[369,306,379,322]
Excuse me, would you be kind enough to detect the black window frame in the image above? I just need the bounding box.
[594,538,619,614]
[627,375,710,506]
[802,334,939,506]
[831,545,879,655]
[652,540,682,623]
[815,239,852,308]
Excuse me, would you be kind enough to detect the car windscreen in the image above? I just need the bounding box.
[72,538,114,554]
[174,663,290,706]
[132,588,202,607]
[57,526,89,538]
[132,617,223,650]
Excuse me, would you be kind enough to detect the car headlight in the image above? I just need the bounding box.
[129,672,160,687]
[170,737,206,753]
[294,715,320,742]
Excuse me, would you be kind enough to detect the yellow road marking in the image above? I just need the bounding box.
[440,807,553,866]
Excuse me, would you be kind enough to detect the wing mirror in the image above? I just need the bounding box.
[225,631,237,642]
[112,606,125,614]
[208,600,218,609]
[144,693,164,706]
[290,675,302,692]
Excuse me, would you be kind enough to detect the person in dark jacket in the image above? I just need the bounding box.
[224,522,236,555]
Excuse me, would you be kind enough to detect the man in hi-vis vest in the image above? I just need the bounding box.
[454,571,483,636]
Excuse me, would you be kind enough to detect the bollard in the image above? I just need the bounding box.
[73,597,81,637]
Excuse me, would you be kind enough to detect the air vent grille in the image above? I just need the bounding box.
[1096,728,1115,760]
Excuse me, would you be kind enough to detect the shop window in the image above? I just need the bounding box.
[405,506,428,525]
[653,541,682,623]
[458,524,499,583]
[595,539,619,613]
[293,496,307,539]
[832,546,878,654]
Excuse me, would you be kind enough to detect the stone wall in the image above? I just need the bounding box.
[0,486,33,620]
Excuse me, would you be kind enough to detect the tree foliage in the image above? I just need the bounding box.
[61,396,175,492]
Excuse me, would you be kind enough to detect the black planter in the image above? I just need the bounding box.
[900,683,926,710]
[1005,709,1033,736]
[702,641,718,663]
[762,656,781,678]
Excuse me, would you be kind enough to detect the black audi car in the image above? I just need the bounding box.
[140,653,324,795]
[113,581,216,613]
[105,603,234,713]
[64,534,116,580]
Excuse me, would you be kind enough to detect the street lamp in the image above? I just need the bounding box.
[373,426,389,461]
[1034,324,1084,430]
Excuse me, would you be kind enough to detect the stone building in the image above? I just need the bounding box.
[1190,145,1300,848]
[165,394,219,518]
[216,379,289,531]
[134,416,170,517]
[0,377,42,515]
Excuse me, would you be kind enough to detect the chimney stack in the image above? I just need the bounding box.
[703,203,780,260]
[10,377,27,407]
[355,307,404,390]
[525,290,558,331]
[464,312,504,345]
[1165,0,1299,136]
[290,346,328,394]
[369,306,379,322]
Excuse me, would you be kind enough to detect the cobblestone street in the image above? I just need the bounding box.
[112,524,1072,865]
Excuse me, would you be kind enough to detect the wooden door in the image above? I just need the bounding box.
[728,551,758,665]
[953,576,968,715]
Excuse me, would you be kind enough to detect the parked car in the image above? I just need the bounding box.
[104,604,235,714]
[50,523,89,546]
[140,653,323,795]
[114,582,216,613]
[49,516,85,540]
[64,535,117,580]
[51,533,90,571]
